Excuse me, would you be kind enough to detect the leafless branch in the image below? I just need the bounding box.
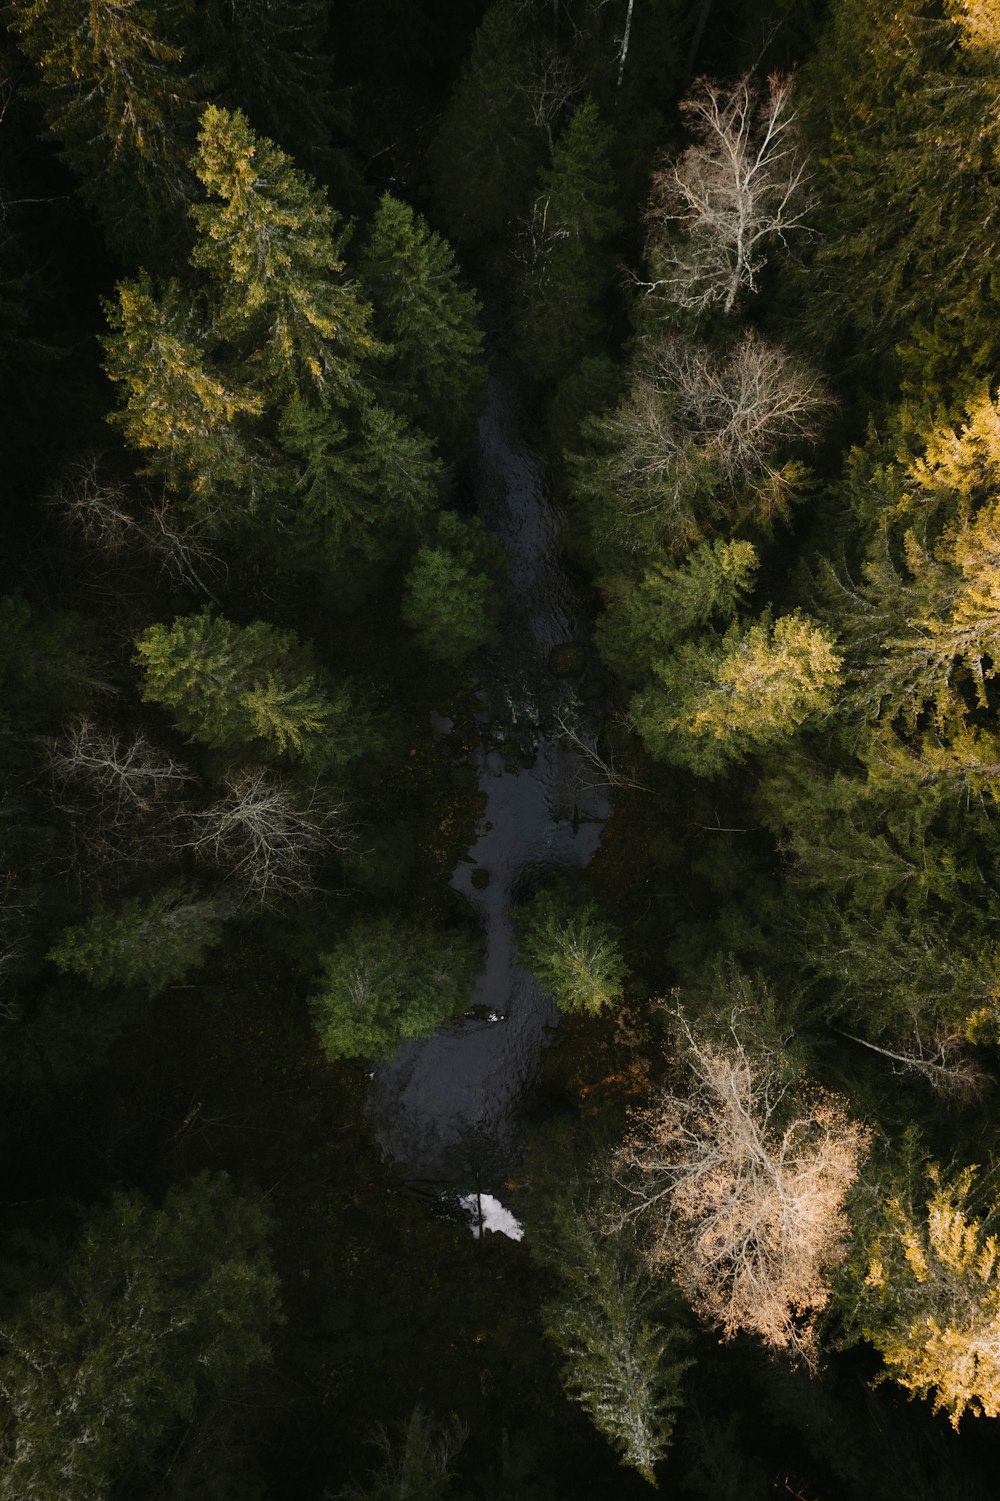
[553,708,652,792]
[45,718,196,889]
[836,1026,991,1103]
[643,71,813,314]
[511,44,582,152]
[601,329,828,546]
[613,1011,867,1362]
[48,455,227,603]
[49,718,195,815]
[182,767,352,911]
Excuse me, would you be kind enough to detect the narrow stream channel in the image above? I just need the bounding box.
[368,364,611,1196]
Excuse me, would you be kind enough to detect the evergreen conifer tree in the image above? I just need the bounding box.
[360,194,485,451]
[595,538,758,684]
[103,274,267,516]
[8,0,202,254]
[633,612,841,773]
[520,98,622,381]
[541,1203,689,1484]
[430,0,546,245]
[134,610,364,767]
[401,513,502,665]
[191,105,373,405]
[309,915,480,1060]
[516,887,627,1015]
[0,1173,280,1501]
[48,885,223,996]
[859,1164,1000,1427]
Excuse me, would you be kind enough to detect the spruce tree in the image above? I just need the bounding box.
[595,538,758,685]
[48,885,223,996]
[309,915,480,1060]
[516,887,627,1015]
[531,1193,690,1484]
[103,274,267,517]
[520,97,622,382]
[858,1164,1000,1428]
[190,104,374,405]
[401,513,502,665]
[632,612,842,773]
[0,1173,280,1501]
[134,610,365,767]
[189,0,341,173]
[430,0,546,245]
[8,0,202,254]
[360,193,486,451]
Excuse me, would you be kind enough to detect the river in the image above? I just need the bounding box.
[368,364,610,1194]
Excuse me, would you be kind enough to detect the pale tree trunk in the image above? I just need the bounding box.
[617,0,635,88]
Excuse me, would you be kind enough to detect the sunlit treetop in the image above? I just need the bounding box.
[864,1164,1000,1427]
[190,104,375,401]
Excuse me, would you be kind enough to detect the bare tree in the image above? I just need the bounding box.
[596,330,827,549]
[644,72,812,314]
[47,718,195,883]
[183,767,351,911]
[511,194,572,276]
[649,331,827,484]
[512,42,582,153]
[613,1012,867,1362]
[49,718,194,815]
[49,455,226,603]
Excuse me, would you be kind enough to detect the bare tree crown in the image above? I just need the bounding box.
[614,1012,866,1362]
[645,72,813,314]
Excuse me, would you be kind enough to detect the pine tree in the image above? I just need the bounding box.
[360,194,486,451]
[48,885,223,996]
[134,610,364,767]
[0,1173,280,1501]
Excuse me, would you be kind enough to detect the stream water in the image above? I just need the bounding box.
[368,364,610,1194]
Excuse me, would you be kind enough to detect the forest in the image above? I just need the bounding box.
[3,0,1000,1495]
